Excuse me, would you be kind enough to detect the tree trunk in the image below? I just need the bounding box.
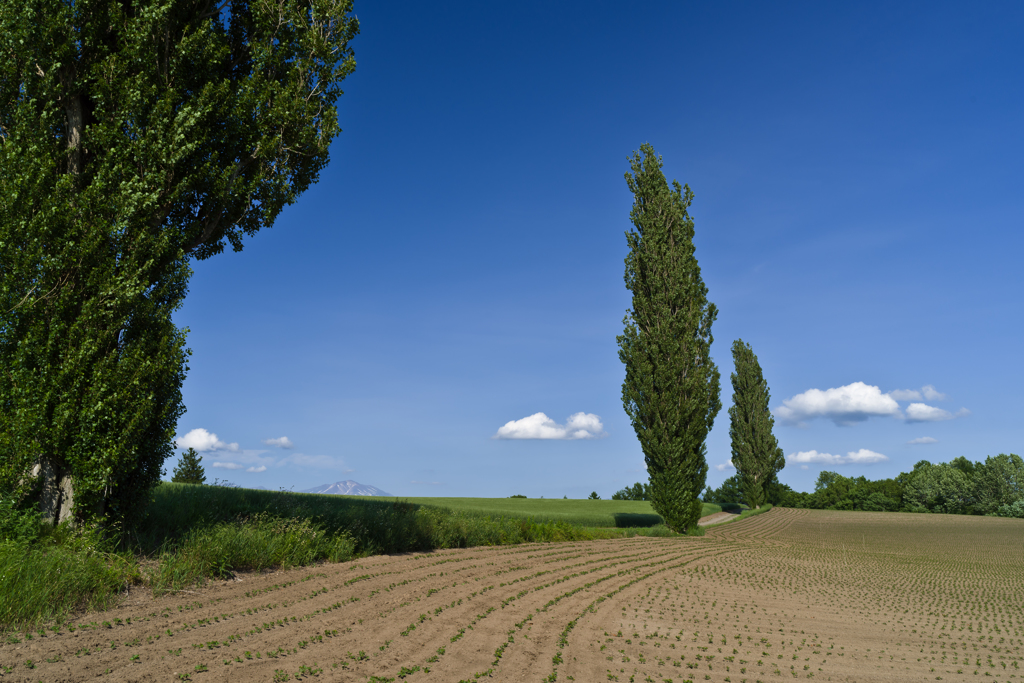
[39,457,76,525]
[65,92,83,176]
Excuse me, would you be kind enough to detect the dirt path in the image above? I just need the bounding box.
[3,507,1021,682]
[696,510,741,526]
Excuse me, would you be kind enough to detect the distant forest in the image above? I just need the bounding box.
[703,454,1024,518]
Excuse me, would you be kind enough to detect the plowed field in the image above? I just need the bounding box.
[3,508,1022,682]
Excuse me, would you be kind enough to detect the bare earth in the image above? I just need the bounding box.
[697,510,741,526]
[3,507,1022,682]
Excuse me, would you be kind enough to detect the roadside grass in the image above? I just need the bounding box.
[0,526,139,632]
[0,485,706,631]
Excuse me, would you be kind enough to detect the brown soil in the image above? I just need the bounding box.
[3,508,1022,682]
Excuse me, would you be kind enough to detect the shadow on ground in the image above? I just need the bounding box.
[611,513,664,528]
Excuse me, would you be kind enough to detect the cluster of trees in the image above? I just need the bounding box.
[0,0,359,531]
[612,482,652,501]
[617,146,785,531]
[703,474,789,508]
[705,454,1024,518]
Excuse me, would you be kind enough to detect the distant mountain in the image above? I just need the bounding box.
[301,480,393,496]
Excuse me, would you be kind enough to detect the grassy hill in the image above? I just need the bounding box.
[371,496,721,528]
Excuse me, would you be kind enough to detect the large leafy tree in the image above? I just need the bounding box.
[728,339,784,509]
[618,144,721,532]
[972,453,1024,515]
[0,0,358,528]
[902,461,974,514]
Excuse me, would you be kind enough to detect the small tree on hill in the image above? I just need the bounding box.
[728,339,784,509]
[588,491,601,500]
[618,144,721,532]
[171,449,206,485]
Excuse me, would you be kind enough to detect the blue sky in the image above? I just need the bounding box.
[169,1,1024,497]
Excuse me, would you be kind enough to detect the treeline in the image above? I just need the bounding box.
[704,454,1024,518]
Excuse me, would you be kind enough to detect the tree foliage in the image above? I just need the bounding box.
[999,498,1024,518]
[727,339,784,509]
[902,461,975,514]
[0,0,358,528]
[612,482,652,501]
[618,144,721,532]
[703,475,744,505]
[170,448,206,486]
[776,454,1023,515]
[973,453,1024,515]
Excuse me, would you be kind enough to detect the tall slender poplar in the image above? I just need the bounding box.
[728,339,785,509]
[618,144,721,532]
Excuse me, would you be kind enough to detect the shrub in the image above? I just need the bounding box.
[148,514,355,593]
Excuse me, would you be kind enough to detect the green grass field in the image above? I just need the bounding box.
[136,486,718,549]
[371,496,721,528]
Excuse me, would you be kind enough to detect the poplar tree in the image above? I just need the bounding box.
[0,0,358,528]
[728,339,785,509]
[618,144,721,532]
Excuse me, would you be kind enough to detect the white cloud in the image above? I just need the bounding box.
[907,436,938,445]
[714,460,735,472]
[176,428,240,452]
[262,436,294,449]
[493,412,607,440]
[787,449,889,465]
[844,448,891,464]
[889,385,947,402]
[888,389,922,401]
[198,448,276,474]
[776,382,901,426]
[905,403,970,422]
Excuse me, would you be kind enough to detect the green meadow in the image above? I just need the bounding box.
[370,495,722,528]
